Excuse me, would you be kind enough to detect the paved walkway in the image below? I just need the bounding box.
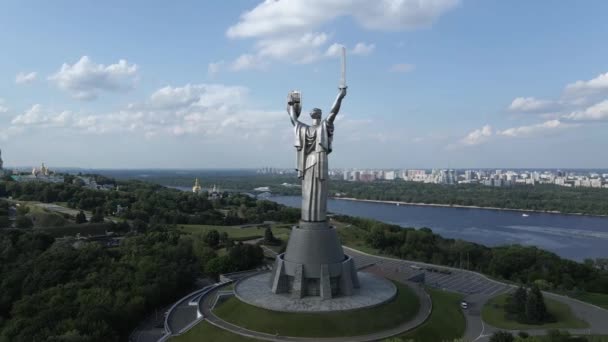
[202,269,432,342]
[342,246,608,342]
[152,245,608,341]
[466,292,608,342]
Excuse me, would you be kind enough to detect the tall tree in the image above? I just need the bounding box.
[203,229,220,248]
[75,210,87,224]
[90,207,104,223]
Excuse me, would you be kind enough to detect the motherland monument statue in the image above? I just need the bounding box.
[269,46,360,299]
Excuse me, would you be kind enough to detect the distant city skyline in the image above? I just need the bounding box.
[2,1,608,168]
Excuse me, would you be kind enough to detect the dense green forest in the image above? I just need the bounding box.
[1,173,607,340]
[0,175,300,228]
[330,180,608,216]
[0,175,287,341]
[335,215,608,294]
[96,173,608,216]
[0,227,265,341]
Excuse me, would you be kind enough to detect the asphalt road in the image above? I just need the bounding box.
[201,270,432,342]
[342,247,608,342]
[138,245,608,342]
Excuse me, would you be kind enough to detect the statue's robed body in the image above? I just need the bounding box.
[287,87,345,223]
[294,120,334,222]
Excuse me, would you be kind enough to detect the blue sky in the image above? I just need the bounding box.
[1,0,608,169]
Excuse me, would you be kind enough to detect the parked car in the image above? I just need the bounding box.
[460,301,468,309]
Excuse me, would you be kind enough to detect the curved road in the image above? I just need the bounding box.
[161,245,608,341]
[341,247,608,342]
[466,292,608,342]
[201,272,432,342]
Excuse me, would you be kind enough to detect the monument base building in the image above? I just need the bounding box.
[269,220,359,299]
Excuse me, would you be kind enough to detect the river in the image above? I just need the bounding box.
[270,196,608,261]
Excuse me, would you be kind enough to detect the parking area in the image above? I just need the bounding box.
[346,247,512,296]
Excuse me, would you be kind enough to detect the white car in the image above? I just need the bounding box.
[460,301,468,309]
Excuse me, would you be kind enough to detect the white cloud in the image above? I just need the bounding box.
[230,54,267,71]
[564,100,608,121]
[224,0,457,69]
[565,72,608,97]
[227,0,459,38]
[497,120,568,137]
[389,63,415,73]
[11,104,46,125]
[255,32,329,64]
[6,83,283,141]
[148,84,249,110]
[325,43,344,58]
[351,42,375,56]
[15,71,38,84]
[460,125,493,146]
[508,97,554,112]
[0,98,7,113]
[11,104,74,127]
[48,56,138,100]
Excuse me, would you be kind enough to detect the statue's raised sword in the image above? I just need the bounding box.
[340,45,347,89]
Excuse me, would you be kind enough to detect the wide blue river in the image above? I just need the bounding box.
[270,196,608,261]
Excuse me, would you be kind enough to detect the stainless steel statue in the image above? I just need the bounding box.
[286,87,346,222]
[271,47,359,299]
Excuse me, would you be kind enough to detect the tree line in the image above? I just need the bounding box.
[329,180,608,216]
[0,176,299,230]
[0,226,264,341]
[335,215,608,295]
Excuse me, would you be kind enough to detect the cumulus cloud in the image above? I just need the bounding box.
[7,83,286,141]
[351,42,375,56]
[508,97,554,113]
[256,32,329,64]
[48,56,138,100]
[11,104,46,125]
[455,119,575,147]
[11,104,74,127]
[389,63,415,73]
[460,125,493,146]
[227,0,459,38]
[565,72,608,97]
[224,0,457,69]
[148,84,249,110]
[325,43,344,58]
[326,42,374,58]
[230,54,267,71]
[15,71,38,84]
[497,120,568,137]
[563,100,608,121]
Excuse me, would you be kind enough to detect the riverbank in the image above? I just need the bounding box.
[333,197,608,218]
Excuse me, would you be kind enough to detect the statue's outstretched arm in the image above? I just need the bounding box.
[327,87,347,124]
[287,92,302,126]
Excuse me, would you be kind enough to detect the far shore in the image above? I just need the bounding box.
[331,197,608,218]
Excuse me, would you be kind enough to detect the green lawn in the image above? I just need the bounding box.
[482,293,589,330]
[171,321,256,342]
[179,224,291,241]
[394,287,466,342]
[334,221,380,255]
[570,292,608,311]
[213,282,419,338]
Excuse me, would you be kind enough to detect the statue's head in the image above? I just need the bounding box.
[310,108,322,120]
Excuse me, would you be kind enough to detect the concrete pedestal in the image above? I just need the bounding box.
[270,220,359,299]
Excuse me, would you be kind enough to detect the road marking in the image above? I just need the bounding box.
[472,319,486,342]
